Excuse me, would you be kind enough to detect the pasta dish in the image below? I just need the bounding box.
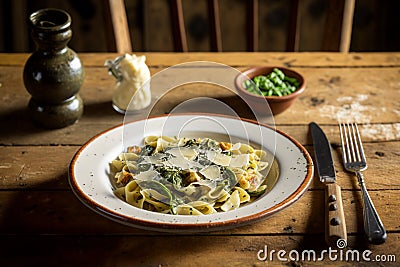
[110,135,277,215]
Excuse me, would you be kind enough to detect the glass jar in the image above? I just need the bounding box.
[105,54,151,114]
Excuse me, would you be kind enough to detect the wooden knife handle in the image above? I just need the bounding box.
[325,183,347,247]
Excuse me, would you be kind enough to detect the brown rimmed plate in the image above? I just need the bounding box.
[68,114,313,232]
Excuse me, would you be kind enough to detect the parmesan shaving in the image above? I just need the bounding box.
[166,147,198,160]
[229,154,250,168]
[206,150,231,166]
[200,165,221,180]
[134,170,159,181]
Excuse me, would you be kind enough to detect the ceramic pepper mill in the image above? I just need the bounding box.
[23,8,84,128]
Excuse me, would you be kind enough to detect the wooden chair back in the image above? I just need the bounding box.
[104,0,355,53]
[102,0,132,53]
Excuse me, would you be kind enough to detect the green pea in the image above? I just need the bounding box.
[243,68,300,97]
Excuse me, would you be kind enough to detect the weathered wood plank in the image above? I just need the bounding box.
[1,65,399,145]
[0,142,398,190]
[0,146,79,189]
[1,52,398,266]
[6,65,400,127]
[1,52,400,67]
[0,190,397,235]
[0,234,398,266]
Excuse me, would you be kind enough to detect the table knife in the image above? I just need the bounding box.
[310,122,347,247]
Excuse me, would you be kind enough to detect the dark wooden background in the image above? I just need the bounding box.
[1,0,399,52]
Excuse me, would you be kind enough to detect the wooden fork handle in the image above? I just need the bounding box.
[325,183,347,247]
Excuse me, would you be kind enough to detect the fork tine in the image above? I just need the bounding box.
[354,123,367,162]
[339,123,348,163]
[339,122,367,164]
[344,123,353,162]
[347,123,356,162]
[350,123,360,161]
[350,123,362,162]
[343,122,350,162]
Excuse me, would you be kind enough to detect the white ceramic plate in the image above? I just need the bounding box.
[69,114,313,232]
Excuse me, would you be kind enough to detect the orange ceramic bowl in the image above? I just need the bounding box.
[235,66,306,116]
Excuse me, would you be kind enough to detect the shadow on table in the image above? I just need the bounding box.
[0,163,386,265]
[0,101,122,145]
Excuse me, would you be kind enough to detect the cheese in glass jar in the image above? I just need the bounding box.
[105,54,151,114]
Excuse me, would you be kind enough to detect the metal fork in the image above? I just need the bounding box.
[339,122,387,244]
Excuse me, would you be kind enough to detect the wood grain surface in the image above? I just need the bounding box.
[0,52,399,266]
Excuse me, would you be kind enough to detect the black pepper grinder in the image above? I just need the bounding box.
[23,8,84,128]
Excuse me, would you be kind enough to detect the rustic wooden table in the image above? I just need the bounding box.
[0,52,399,266]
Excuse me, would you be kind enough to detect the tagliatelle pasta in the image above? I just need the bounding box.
[110,136,277,215]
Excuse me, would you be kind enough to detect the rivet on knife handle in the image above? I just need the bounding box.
[325,183,347,247]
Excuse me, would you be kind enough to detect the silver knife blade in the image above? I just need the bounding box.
[309,122,336,183]
[309,122,347,247]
